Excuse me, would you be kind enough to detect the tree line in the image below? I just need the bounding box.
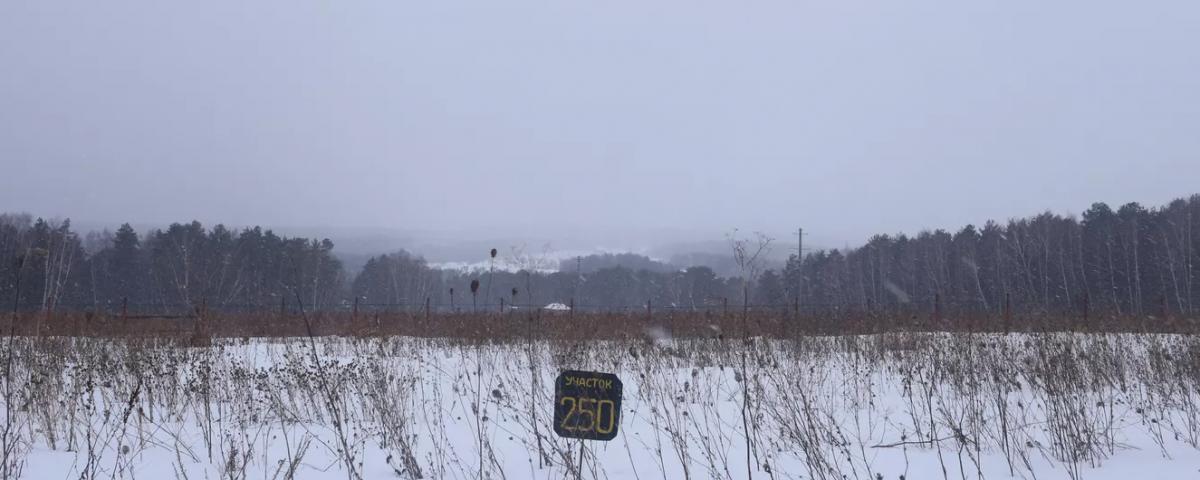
[1,215,343,313]
[3,194,1198,317]
[779,197,1200,316]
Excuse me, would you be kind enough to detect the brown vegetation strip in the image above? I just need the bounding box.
[6,310,1199,342]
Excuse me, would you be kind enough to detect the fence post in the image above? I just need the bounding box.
[353,296,359,321]
[200,297,208,337]
[1003,292,1011,331]
[1161,293,1169,328]
[500,297,505,313]
[934,293,941,328]
[1082,292,1089,330]
[198,297,209,341]
[569,297,575,319]
[866,297,874,331]
[41,297,52,336]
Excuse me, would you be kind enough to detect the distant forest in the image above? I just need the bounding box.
[2,195,1198,317]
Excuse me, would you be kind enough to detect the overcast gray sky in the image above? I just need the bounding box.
[2,0,1198,252]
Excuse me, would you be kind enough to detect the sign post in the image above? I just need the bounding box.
[553,370,623,441]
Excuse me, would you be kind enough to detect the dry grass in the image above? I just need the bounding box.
[7,309,1199,342]
[0,320,1199,479]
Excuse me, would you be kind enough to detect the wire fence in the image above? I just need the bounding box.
[7,294,1149,320]
[6,286,1196,341]
[4,301,1192,342]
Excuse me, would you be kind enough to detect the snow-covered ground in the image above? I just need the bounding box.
[4,332,1200,479]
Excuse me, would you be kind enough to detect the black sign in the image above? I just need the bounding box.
[553,370,623,441]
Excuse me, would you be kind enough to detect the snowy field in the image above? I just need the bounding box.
[3,331,1200,479]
